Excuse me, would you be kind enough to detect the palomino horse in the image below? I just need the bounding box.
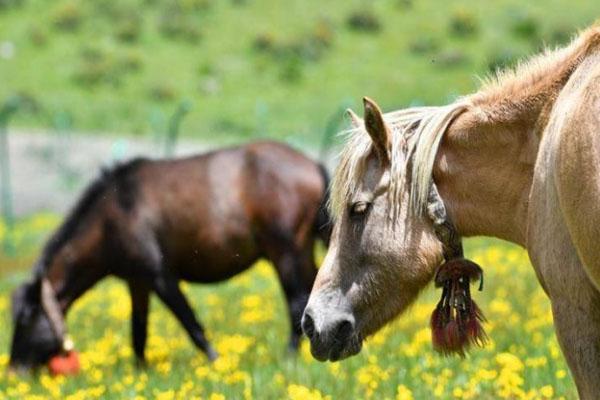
[9,141,331,371]
[303,26,600,398]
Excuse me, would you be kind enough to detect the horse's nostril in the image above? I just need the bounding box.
[302,311,316,340]
[334,319,354,342]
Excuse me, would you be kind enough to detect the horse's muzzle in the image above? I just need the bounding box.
[301,306,362,361]
[7,360,35,375]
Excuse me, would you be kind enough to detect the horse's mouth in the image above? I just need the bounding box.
[7,360,39,375]
[8,349,56,373]
[308,335,363,362]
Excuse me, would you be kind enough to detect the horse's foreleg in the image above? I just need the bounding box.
[127,281,150,366]
[151,272,218,361]
[529,242,600,399]
[270,248,317,351]
[121,229,218,359]
[550,293,600,400]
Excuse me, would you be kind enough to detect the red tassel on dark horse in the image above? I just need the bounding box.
[430,258,487,357]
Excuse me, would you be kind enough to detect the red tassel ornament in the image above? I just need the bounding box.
[48,350,80,376]
[430,258,487,357]
[48,336,80,376]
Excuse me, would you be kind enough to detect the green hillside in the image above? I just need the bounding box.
[0,0,598,146]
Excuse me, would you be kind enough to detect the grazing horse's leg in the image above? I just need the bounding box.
[151,271,218,361]
[268,245,317,351]
[127,281,150,366]
[124,230,217,361]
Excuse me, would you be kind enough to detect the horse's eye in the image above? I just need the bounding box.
[349,201,370,218]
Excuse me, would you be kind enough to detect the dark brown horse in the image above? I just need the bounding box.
[9,141,331,371]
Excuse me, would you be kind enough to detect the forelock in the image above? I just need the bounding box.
[329,102,471,220]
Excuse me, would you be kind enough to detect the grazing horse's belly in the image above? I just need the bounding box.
[170,234,262,283]
[158,212,263,283]
[174,255,260,283]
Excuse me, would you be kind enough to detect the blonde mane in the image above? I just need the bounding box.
[472,26,600,109]
[330,102,469,218]
[330,25,600,220]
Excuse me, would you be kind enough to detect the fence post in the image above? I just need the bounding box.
[0,95,38,255]
[52,110,73,173]
[164,100,192,157]
[0,101,17,255]
[254,100,268,138]
[150,108,166,156]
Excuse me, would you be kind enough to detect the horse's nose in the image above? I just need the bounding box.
[301,308,316,340]
[303,302,358,361]
[302,306,355,342]
[333,318,354,343]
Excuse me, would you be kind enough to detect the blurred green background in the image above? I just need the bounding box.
[0,0,597,146]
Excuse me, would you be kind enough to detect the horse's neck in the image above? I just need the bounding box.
[46,254,107,313]
[433,108,542,245]
[433,28,600,244]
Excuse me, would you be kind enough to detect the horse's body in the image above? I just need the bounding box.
[528,46,600,398]
[10,141,331,370]
[303,27,600,398]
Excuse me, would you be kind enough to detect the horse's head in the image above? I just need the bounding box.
[9,277,64,371]
[302,97,450,361]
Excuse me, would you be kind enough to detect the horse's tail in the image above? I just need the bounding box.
[314,163,332,246]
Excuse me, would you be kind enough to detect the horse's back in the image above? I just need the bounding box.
[126,141,324,282]
[242,141,326,243]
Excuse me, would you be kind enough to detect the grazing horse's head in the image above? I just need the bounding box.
[302,97,468,361]
[9,276,64,371]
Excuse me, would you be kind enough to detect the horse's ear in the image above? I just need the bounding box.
[345,108,362,129]
[363,97,390,165]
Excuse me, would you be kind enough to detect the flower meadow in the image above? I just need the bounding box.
[0,216,578,399]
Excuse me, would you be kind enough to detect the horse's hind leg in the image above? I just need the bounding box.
[127,281,150,366]
[151,270,218,361]
[268,243,318,351]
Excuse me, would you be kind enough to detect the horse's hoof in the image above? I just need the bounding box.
[7,365,32,376]
[134,358,148,369]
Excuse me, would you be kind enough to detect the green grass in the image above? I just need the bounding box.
[0,219,579,399]
[0,0,598,147]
